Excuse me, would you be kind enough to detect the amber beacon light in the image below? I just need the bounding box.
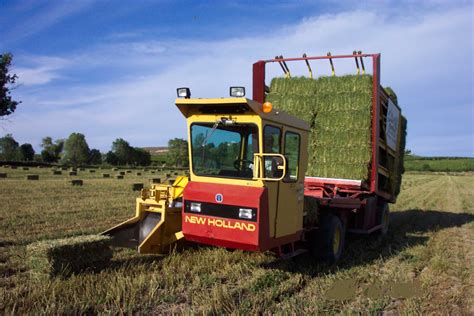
[262,101,273,113]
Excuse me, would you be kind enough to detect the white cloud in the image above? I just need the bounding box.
[5,5,473,156]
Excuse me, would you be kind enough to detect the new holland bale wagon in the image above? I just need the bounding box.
[104,52,405,263]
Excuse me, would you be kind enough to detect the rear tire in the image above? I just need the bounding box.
[313,214,345,264]
[376,202,390,236]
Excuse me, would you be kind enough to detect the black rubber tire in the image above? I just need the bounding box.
[376,202,390,236]
[313,214,345,264]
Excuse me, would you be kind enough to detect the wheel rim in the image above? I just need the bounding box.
[333,226,341,254]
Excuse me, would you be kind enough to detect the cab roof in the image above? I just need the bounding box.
[175,97,310,131]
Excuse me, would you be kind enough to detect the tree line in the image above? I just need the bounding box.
[0,133,189,167]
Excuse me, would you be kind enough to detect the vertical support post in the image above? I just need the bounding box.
[370,54,381,194]
[253,61,266,104]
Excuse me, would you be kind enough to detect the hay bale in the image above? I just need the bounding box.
[132,183,144,191]
[267,75,406,196]
[26,235,112,279]
[69,171,77,176]
[52,170,62,175]
[0,172,7,178]
[102,173,110,178]
[151,178,161,184]
[268,75,373,181]
[26,174,39,180]
[22,167,29,171]
[71,179,83,186]
[116,175,124,179]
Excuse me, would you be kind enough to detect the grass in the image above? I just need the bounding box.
[0,167,473,314]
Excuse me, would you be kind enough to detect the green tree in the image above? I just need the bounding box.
[112,138,133,165]
[167,138,188,167]
[1,53,20,117]
[131,148,151,166]
[61,133,90,166]
[18,143,35,161]
[104,151,118,165]
[0,134,19,160]
[88,149,102,165]
[41,137,64,163]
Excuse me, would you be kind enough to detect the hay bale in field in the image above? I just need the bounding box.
[0,172,7,178]
[71,179,83,186]
[22,167,29,171]
[26,235,112,279]
[116,175,124,179]
[69,171,77,176]
[26,174,39,180]
[52,170,62,175]
[102,173,110,178]
[151,178,161,184]
[132,183,144,191]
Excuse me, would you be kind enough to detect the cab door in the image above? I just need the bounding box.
[262,125,307,238]
[275,128,306,238]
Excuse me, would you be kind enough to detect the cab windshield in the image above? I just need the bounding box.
[191,122,259,179]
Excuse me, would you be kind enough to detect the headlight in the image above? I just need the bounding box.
[230,86,245,97]
[238,208,253,219]
[190,202,201,212]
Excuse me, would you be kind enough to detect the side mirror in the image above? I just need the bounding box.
[252,153,287,181]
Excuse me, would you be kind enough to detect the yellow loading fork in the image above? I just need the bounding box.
[102,176,188,254]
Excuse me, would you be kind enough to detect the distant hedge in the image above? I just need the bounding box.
[404,157,474,172]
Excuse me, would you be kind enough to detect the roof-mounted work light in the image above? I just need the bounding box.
[230,86,245,97]
[177,87,191,99]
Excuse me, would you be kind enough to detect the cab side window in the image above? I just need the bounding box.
[263,125,282,178]
[284,132,300,182]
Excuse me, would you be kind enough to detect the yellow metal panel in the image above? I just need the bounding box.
[274,126,309,238]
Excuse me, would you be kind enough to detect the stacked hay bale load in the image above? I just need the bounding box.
[266,75,406,196]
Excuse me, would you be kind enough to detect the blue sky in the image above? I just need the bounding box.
[1,0,473,156]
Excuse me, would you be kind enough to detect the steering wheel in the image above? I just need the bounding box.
[233,159,254,170]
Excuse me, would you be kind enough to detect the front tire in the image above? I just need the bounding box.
[313,214,345,264]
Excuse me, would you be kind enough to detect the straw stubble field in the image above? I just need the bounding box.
[0,167,473,314]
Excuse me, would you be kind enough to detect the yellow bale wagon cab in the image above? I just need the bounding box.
[104,53,404,263]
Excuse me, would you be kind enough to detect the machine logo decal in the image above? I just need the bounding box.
[215,193,223,203]
[185,215,256,232]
